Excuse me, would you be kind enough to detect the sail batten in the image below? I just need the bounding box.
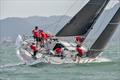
[56,0,109,37]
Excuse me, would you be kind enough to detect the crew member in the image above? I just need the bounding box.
[53,43,65,59]
[30,43,38,59]
[74,45,85,63]
[54,47,64,59]
[40,30,47,46]
[75,36,84,46]
[36,30,43,47]
[32,26,39,41]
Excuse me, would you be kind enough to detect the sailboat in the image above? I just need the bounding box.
[16,0,120,65]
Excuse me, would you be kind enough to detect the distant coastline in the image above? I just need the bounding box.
[0,15,119,42]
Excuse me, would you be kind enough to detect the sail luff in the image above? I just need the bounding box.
[83,0,110,37]
[87,8,120,58]
[56,0,109,37]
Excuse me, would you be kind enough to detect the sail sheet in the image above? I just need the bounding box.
[87,8,120,58]
[56,0,109,37]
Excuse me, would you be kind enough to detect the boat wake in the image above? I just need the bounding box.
[0,57,111,68]
[94,57,111,62]
[0,62,25,68]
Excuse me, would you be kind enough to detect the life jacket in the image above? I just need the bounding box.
[36,32,42,38]
[45,33,49,39]
[32,29,39,37]
[76,47,84,56]
[41,32,47,40]
[55,48,62,54]
[75,36,82,42]
[30,45,37,52]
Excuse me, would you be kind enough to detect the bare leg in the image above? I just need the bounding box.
[73,55,77,61]
[77,57,81,63]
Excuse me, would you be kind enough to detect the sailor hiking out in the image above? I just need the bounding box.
[75,36,84,46]
[32,26,39,42]
[30,43,38,59]
[74,45,86,63]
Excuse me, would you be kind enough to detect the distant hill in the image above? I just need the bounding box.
[0,15,119,42]
[0,15,71,39]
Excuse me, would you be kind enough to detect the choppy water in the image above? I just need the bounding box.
[0,43,120,80]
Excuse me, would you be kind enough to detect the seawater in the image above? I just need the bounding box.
[0,43,120,80]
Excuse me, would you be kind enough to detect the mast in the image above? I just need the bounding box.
[87,8,120,58]
[56,0,109,37]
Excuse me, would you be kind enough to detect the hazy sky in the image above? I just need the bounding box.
[0,0,89,19]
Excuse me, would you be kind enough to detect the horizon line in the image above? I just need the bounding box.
[0,15,72,20]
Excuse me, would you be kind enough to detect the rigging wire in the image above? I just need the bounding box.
[42,0,80,30]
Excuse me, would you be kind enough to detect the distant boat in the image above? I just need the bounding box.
[16,0,120,65]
